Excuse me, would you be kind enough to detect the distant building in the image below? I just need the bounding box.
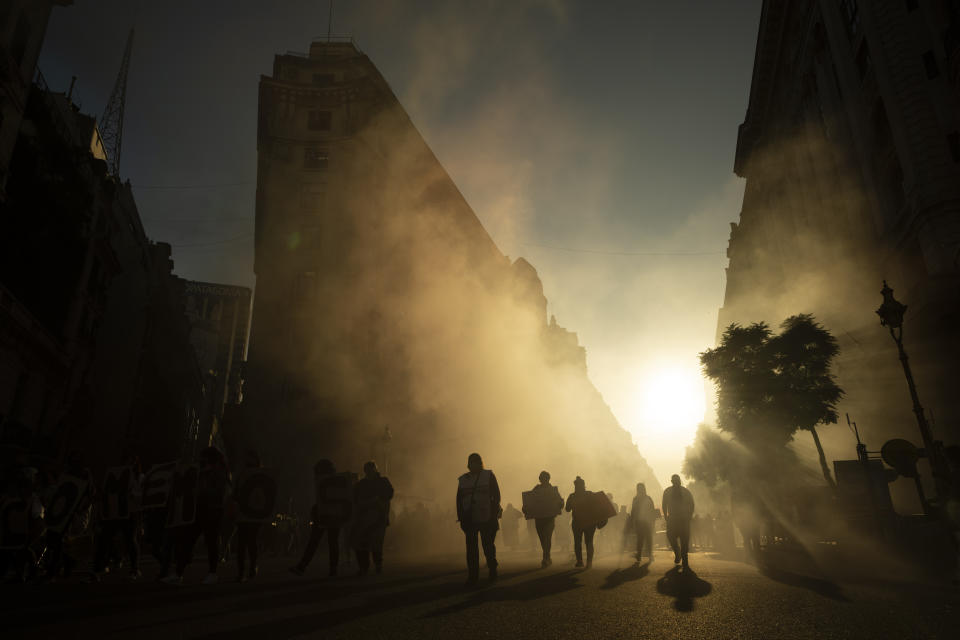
[235,40,659,505]
[720,0,960,510]
[0,1,73,200]
[183,280,251,448]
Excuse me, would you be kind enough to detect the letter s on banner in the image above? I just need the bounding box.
[45,475,87,534]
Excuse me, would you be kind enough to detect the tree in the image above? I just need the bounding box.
[700,314,843,490]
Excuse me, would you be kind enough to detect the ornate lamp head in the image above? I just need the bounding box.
[876,281,907,329]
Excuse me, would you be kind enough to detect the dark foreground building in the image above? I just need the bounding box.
[720,0,960,511]
[0,77,205,472]
[233,40,659,506]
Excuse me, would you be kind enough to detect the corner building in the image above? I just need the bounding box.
[720,1,960,510]
[239,41,659,505]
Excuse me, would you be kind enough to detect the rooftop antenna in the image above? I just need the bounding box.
[100,28,134,178]
[327,0,334,42]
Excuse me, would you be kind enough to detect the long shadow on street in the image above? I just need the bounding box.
[656,567,712,612]
[2,569,464,631]
[601,561,650,590]
[422,569,583,618]
[195,567,539,639]
[758,564,850,602]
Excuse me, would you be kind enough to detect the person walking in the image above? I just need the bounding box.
[234,450,263,583]
[89,457,143,582]
[501,503,522,550]
[290,459,345,577]
[456,453,501,585]
[163,447,231,585]
[662,474,695,570]
[630,482,656,564]
[523,471,563,567]
[352,461,394,576]
[565,476,596,569]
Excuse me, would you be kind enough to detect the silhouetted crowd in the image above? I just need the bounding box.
[0,446,756,587]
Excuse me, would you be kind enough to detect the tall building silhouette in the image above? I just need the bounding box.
[236,40,659,503]
[720,0,960,509]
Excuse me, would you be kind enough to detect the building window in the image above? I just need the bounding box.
[293,271,317,301]
[948,132,960,163]
[840,0,860,38]
[303,148,329,170]
[312,73,334,87]
[308,110,332,131]
[922,51,939,79]
[855,41,871,81]
[300,183,327,210]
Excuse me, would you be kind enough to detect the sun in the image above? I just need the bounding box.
[635,365,706,444]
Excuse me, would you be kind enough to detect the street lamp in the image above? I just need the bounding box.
[876,281,947,500]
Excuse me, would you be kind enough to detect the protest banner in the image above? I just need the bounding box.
[576,491,618,529]
[165,465,199,528]
[141,462,177,510]
[521,486,564,519]
[45,474,88,534]
[101,466,133,521]
[236,468,278,524]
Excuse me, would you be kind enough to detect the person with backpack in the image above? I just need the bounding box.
[522,470,564,567]
[456,453,501,585]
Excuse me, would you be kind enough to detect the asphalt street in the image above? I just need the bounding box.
[2,549,958,639]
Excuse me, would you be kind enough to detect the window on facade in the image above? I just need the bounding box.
[308,110,332,131]
[922,51,939,79]
[948,132,960,163]
[855,41,871,81]
[303,148,329,170]
[300,183,327,210]
[840,0,860,38]
[293,271,317,301]
[312,73,334,87]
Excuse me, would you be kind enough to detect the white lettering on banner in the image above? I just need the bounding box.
[102,467,133,521]
[45,475,87,534]
[142,462,176,510]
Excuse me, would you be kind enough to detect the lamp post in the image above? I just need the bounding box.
[875,281,947,499]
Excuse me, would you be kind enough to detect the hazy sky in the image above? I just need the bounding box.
[39,0,761,486]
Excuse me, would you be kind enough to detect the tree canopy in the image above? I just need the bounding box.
[700,314,843,450]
